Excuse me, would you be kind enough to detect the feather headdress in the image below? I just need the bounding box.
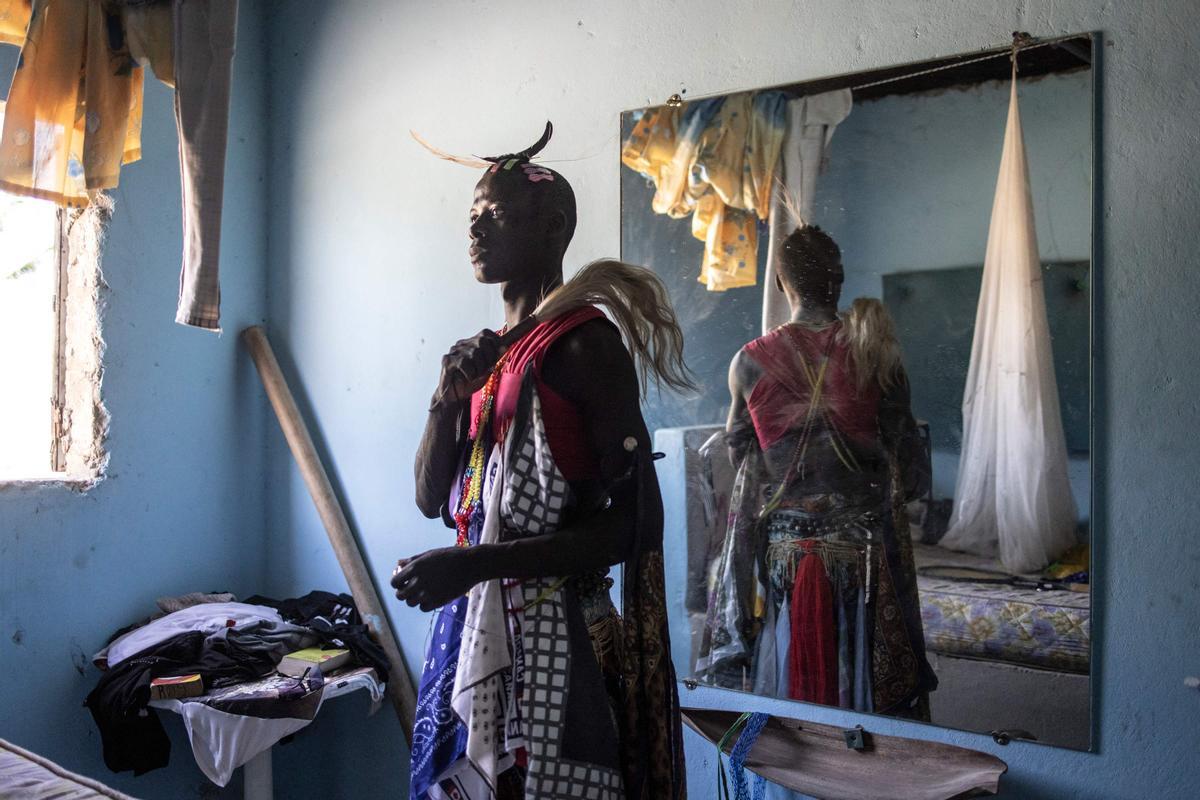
[409,130,492,169]
[410,121,555,170]
[417,122,695,399]
[481,121,554,165]
[774,176,808,229]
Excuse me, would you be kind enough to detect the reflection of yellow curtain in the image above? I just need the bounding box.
[693,93,749,207]
[0,0,145,207]
[692,194,757,290]
[621,105,678,191]
[621,91,787,291]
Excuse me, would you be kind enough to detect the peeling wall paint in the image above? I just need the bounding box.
[61,196,113,484]
[264,2,1200,799]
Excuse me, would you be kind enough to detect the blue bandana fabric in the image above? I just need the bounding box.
[409,595,470,798]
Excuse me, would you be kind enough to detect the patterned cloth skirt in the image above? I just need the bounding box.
[758,507,881,711]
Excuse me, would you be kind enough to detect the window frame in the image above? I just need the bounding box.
[0,199,107,488]
[50,207,68,474]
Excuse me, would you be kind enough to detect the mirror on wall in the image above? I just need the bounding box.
[623,34,1094,750]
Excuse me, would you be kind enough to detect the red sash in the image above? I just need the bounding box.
[469,306,607,481]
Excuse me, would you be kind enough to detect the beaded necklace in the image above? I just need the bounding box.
[453,332,510,547]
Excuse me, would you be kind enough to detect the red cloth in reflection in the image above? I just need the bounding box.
[743,322,880,451]
[788,542,838,705]
[469,306,606,481]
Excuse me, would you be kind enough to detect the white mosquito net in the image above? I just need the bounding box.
[939,66,1078,573]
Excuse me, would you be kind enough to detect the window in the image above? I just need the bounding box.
[0,172,108,484]
[0,191,62,478]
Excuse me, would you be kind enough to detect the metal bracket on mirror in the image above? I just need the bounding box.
[990,729,1037,746]
[664,87,687,108]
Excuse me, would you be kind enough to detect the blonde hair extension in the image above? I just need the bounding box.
[839,297,903,393]
[533,259,697,396]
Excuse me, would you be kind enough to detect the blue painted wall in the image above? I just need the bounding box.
[262,2,1200,798]
[0,5,270,798]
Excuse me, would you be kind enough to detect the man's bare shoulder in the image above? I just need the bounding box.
[544,317,631,381]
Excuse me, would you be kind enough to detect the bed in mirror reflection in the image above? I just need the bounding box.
[622,34,1094,750]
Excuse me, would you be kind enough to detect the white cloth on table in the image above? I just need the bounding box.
[152,668,385,787]
[155,698,311,787]
[322,666,386,707]
[95,602,283,668]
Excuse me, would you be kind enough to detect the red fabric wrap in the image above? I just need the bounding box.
[469,306,607,481]
[788,542,838,705]
[743,322,880,451]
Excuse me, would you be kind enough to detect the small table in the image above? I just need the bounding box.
[151,666,384,800]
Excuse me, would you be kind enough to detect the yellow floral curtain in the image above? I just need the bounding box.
[0,0,149,207]
[1,0,238,332]
[621,91,788,291]
[0,0,31,45]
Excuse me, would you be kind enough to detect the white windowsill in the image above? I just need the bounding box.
[0,473,99,491]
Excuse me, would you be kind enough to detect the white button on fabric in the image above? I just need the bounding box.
[622,436,637,452]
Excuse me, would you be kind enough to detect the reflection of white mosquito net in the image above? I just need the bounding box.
[940,69,1077,573]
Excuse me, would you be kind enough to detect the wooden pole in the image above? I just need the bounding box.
[241,326,415,744]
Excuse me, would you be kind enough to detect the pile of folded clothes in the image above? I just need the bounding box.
[85,590,388,782]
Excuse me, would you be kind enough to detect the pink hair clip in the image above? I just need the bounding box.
[522,163,555,183]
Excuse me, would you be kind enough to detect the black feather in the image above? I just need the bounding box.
[482,121,554,164]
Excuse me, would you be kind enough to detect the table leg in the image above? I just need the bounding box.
[243,747,274,800]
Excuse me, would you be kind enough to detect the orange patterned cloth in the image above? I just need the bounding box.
[0,0,146,206]
[0,0,30,45]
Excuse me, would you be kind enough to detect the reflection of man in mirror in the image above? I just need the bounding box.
[701,224,936,718]
[395,124,686,799]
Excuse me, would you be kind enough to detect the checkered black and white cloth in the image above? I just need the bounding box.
[518,577,623,800]
[441,378,625,799]
[502,389,570,535]
[503,383,622,798]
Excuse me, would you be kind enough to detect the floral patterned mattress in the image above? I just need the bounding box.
[915,543,1091,674]
[0,737,138,799]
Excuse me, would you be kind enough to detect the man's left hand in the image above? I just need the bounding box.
[391,546,478,612]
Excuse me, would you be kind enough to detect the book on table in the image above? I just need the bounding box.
[149,674,204,700]
[277,647,352,678]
